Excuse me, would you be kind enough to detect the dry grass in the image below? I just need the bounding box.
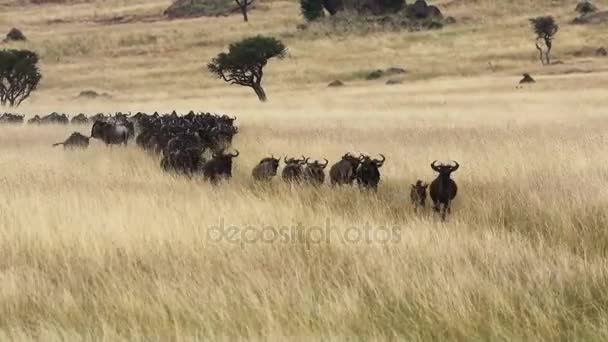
[1,0,608,340]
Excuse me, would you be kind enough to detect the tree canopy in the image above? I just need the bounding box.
[0,49,42,107]
[208,36,286,101]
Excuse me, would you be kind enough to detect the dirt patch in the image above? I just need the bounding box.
[164,0,257,19]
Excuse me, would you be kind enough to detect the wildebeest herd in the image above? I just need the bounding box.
[2,110,461,220]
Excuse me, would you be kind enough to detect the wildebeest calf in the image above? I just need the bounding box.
[410,180,428,211]
[429,160,459,220]
[356,154,385,191]
[252,156,280,182]
[52,132,89,149]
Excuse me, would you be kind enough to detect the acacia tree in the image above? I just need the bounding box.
[0,49,42,107]
[530,16,558,65]
[208,36,286,102]
[235,0,254,22]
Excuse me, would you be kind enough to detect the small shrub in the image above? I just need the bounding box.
[301,0,325,21]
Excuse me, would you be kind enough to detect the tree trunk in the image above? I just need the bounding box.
[545,40,552,65]
[252,84,267,102]
[535,42,545,65]
[240,5,248,22]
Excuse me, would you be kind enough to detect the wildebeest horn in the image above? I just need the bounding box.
[284,156,289,164]
[321,158,329,169]
[305,157,311,165]
[229,150,239,157]
[374,154,385,166]
[451,160,460,171]
[431,160,441,171]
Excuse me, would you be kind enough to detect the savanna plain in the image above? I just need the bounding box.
[1,0,608,340]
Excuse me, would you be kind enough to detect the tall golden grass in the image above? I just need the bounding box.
[1,0,608,339]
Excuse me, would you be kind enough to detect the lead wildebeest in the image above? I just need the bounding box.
[52,132,89,149]
[356,154,385,191]
[410,180,428,211]
[329,153,361,186]
[91,121,130,145]
[282,156,306,184]
[429,160,459,220]
[252,156,280,182]
[303,158,328,186]
[202,150,239,184]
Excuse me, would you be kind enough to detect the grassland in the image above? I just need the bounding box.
[1,0,608,340]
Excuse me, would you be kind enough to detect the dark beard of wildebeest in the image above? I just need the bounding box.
[90,121,130,145]
[356,154,385,191]
[202,150,239,184]
[303,158,329,186]
[329,153,361,186]
[429,160,459,221]
[252,156,280,182]
[410,180,428,211]
[282,156,307,184]
[52,132,90,149]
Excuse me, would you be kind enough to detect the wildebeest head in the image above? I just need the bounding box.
[304,158,329,185]
[410,180,428,208]
[252,155,280,181]
[202,149,239,184]
[282,155,306,183]
[342,153,361,168]
[356,154,386,191]
[306,158,329,170]
[431,160,459,177]
[360,153,385,168]
[260,155,280,175]
[284,155,306,166]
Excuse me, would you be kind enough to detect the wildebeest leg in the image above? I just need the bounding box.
[441,201,449,221]
[432,201,440,212]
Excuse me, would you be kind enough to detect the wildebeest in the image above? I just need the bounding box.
[303,158,328,186]
[356,154,385,191]
[410,180,428,211]
[40,112,69,125]
[160,131,205,174]
[71,113,89,125]
[52,132,90,149]
[202,150,239,184]
[27,115,41,125]
[0,113,24,124]
[329,153,361,186]
[91,121,130,145]
[252,156,280,182]
[282,156,306,183]
[429,160,459,220]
